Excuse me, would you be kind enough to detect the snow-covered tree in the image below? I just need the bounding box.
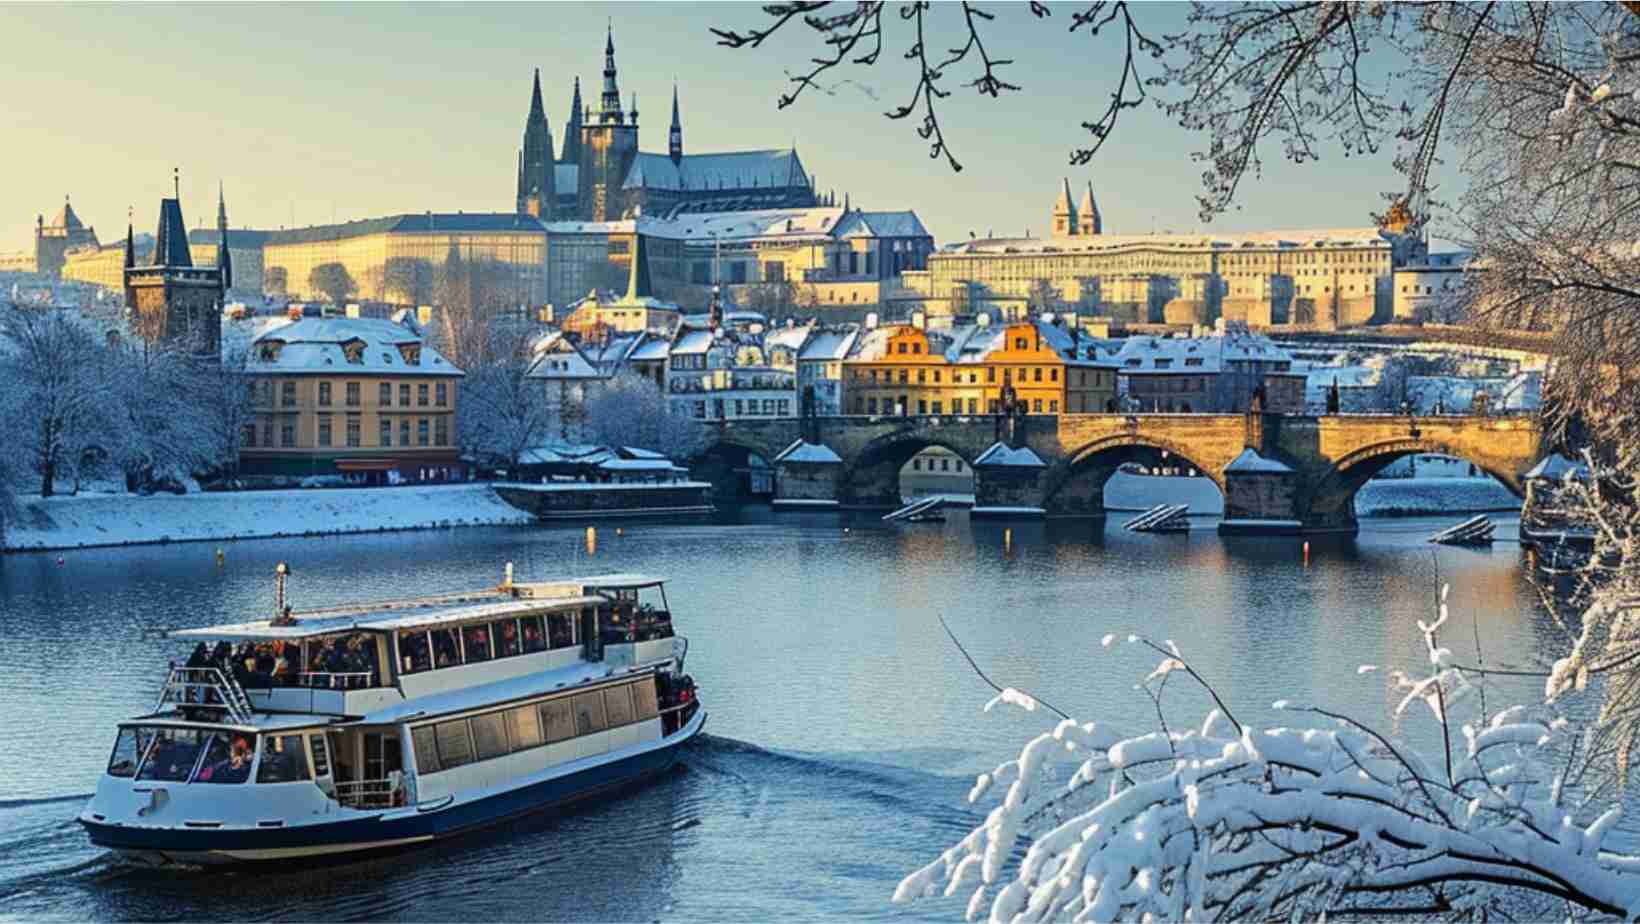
[583,371,706,458]
[460,346,557,472]
[185,345,255,479]
[0,307,108,497]
[898,597,1640,920]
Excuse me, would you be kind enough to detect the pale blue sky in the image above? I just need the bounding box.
[0,2,1437,252]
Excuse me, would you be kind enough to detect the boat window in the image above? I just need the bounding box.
[430,627,461,669]
[573,692,608,736]
[471,714,510,760]
[491,619,521,658]
[540,698,575,743]
[633,678,660,722]
[398,630,432,674]
[547,611,576,649]
[412,726,441,773]
[520,615,547,653]
[107,727,155,778]
[136,728,209,782]
[462,624,493,664]
[605,685,636,727]
[194,732,256,784]
[257,734,312,783]
[310,734,331,777]
[435,721,474,768]
[507,705,543,750]
[303,633,379,688]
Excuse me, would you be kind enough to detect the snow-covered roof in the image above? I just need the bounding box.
[248,317,463,377]
[1224,448,1294,474]
[833,210,931,239]
[1524,454,1590,481]
[763,323,813,351]
[598,459,683,473]
[942,227,1391,257]
[620,446,669,460]
[974,442,1046,467]
[670,326,718,355]
[172,593,600,641]
[798,328,859,361]
[628,336,671,361]
[1111,337,1223,375]
[773,439,843,464]
[622,149,808,192]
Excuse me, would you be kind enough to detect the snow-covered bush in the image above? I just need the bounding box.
[583,371,705,459]
[897,594,1639,920]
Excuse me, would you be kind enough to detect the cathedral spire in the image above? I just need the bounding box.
[625,232,653,300]
[561,76,583,163]
[1078,180,1102,235]
[1052,177,1077,237]
[529,67,545,118]
[600,24,624,123]
[669,82,683,165]
[124,207,135,270]
[216,182,233,291]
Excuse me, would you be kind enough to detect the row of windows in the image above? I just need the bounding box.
[851,365,1061,386]
[242,415,446,449]
[911,457,966,472]
[251,380,447,409]
[398,611,578,674]
[853,396,1062,415]
[411,678,660,774]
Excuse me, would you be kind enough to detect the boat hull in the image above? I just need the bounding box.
[81,710,705,866]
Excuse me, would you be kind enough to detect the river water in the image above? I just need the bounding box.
[0,507,1558,921]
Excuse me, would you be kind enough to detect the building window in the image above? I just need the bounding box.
[778,399,789,416]
[866,397,877,414]
[417,419,429,446]
[318,382,332,406]
[1050,400,1059,412]
[693,401,706,419]
[281,381,296,406]
[1034,368,1043,382]
[898,370,908,384]
[261,418,273,446]
[1033,399,1043,413]
[917,370,926,384]
[1051,368,1059,382]
[346,415,361,448]
[955,459,964,472]
[932,401,943,415]
[436,383,448,407]
[318,415,333,447]
[897,343,907,354]
[917,399,928,414]
[913,459,922,471]
[399,419,411,446]
[987,367,996,383]
[241,423,255,447]
[418,384,429,406]
[280,420,295,447]
[380,417,392,447]
[734,399,744,416]
[399,384,411,406]
[968,398,977,414]
[379,382,391,406]
[435,417,448,446]
[346,382,360,406]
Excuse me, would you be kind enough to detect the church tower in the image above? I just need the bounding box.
[1078,181,1102,236]
[216,182,233,291]
[577,26,639,221]
[669,83,683,166]
[125,172,224,359]
[1052,178,1077,237]
[560,76,583,164]
[516,68,556,218]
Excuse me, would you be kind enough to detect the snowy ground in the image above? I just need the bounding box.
[1104,472,1520,516]
[2,484,532,552]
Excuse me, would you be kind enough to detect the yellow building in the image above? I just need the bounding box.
[842,318,1116,416]
[263,213,549,305]
[242,317,465,482]
[62,242,142,291]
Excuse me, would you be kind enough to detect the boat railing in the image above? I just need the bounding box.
[296,671,375,690]
[156,666,256,725]
[334,775,404,810]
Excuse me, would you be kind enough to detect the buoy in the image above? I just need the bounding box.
[1302,540,1310,567]
[616,527,623,537]
[585,526,597,555]
[1004,528,1013,556]
[216,548,225,566]
[56,556,65,565]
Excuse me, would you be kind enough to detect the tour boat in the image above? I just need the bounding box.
[78,567,705,865]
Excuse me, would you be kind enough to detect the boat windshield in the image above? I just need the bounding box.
[112,725,262,783]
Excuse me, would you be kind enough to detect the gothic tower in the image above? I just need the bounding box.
[1078,181,1102,236]
[516,68,557,218]
[1052,178,1077,237]
[560,76,583,164]
[216,182,233,290]
[669,83,683,166]
[125,175,224,359]
[577,26,639,221]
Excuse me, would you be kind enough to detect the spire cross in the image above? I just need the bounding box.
[173,167,180,200]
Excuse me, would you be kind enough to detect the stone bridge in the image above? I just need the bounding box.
[700,412,1546,534]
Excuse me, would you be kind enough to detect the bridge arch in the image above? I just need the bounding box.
[836,430,981,507]
[692,438,779,499]
[1041,434,1226,517]
[1302,437,1525,531]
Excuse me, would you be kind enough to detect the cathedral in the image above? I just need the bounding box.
[516,28,820,223]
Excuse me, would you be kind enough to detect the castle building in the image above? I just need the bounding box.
[518,27,819,223]
[124,183,227,357]
[927,180,1427,330]
[32,197,101,277]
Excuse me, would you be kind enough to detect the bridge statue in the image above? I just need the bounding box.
[699,411,1547,535]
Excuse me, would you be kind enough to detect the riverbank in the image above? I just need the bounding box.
[2,484,532,552]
